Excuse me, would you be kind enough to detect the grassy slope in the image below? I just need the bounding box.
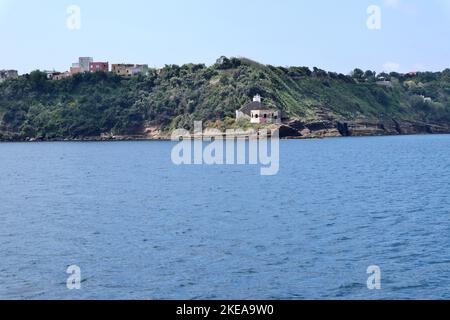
[1,58,450,140]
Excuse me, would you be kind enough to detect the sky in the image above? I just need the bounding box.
[1,0,450,75]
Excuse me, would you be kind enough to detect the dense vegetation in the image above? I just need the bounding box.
[1,57,450,140]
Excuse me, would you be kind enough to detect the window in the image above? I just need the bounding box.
[255,114,259,119]
[264,114,267,118]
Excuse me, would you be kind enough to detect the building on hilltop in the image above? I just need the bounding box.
[70,63,81,75]
[236,95,281,124]
[0,70,19,83]
[45,70,62,80]
[53,72,71,80]
[68,58,109,75]
[89,62,109,73]
[45,70,70,80]
[129,64,149,76]
[78,57,93,73]
[112,64,134,76]
[112,64,149,77]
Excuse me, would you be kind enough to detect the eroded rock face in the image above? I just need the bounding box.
[428,124,450,134]
[279,119,450,139]
[394,121,450,135]
[144,126,168,140]
[278,125,302,138]
[339,121,396,136]
[341,120,450,136]
[285,120,341,138]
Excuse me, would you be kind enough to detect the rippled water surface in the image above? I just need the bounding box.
[1,135,450,299]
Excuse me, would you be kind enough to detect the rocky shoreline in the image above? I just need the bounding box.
[279,119,450,139]
[1,119,450,142]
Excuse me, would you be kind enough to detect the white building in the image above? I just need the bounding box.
[420,95,433,103]
[79,57,93,73]
[236,95,281,124]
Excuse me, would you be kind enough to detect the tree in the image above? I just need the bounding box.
[364,70,376,81]
[215,56,241,70]
[351,68,365,80]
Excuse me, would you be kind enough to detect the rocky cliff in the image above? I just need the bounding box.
[279,119,450,139]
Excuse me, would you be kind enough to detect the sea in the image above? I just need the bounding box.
[1,135,450,299]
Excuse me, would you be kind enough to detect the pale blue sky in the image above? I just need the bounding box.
[1,0,450,74]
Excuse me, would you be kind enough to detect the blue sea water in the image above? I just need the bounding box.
[0,135,450,300]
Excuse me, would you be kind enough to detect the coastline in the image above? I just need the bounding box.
[1,119,450,143]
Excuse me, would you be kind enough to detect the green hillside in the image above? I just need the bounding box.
[1,57,450,140]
